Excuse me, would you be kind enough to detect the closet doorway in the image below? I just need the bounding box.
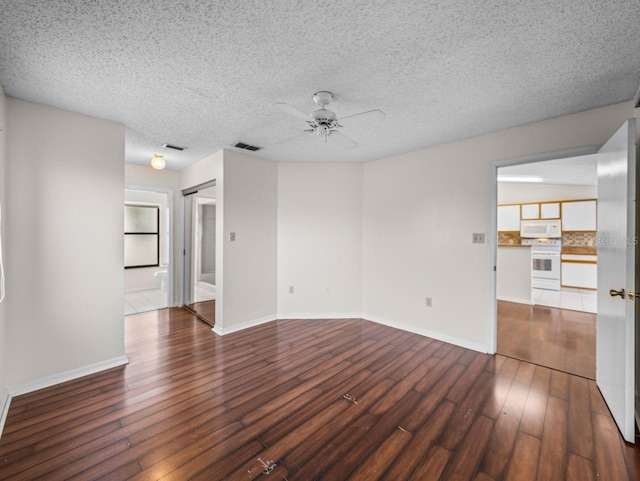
[182,181,216,326]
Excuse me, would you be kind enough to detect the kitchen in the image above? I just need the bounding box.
[495,154,598,378]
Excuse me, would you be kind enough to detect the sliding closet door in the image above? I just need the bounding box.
[182,182,216,326]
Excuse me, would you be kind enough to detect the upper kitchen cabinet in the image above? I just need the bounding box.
[498,204,520,231]
[540,202,560,219]
[561,199,597,231]
[521,203,540,220]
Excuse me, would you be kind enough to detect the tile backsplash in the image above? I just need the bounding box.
[562,231,596,246]
[499,230,596,246]
[498,231,522,245]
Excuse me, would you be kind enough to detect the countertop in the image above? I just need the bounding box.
[498,244,531,247]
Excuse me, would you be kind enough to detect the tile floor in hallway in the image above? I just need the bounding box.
[533,287,597,313]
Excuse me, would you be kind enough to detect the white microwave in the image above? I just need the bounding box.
[520,219,562,238]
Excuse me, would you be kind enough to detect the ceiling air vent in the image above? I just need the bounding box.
[234,142,262,152]
[163,143,186,151]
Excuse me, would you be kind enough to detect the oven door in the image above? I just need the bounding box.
[531,251,560,280]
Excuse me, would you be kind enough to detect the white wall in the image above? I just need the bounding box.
[362,101,635,352]
[124,189,168,292]
[0,86,8,424]
[277,162,363,317]
[5,99,126,387]
[497,247,532,305]
[222,150,277,330]
[124,164,181,304]
[498,182,597,204]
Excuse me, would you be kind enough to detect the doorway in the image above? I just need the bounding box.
[493,152,599,378]
[182,181,216,326]
[491,120,637,443]
[124,187,172,315]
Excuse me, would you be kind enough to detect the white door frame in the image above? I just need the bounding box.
[125,184,175,307]
[488,145,599,354]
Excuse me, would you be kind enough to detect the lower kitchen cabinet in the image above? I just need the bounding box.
[561,261,597,289]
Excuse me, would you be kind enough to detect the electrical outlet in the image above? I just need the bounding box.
[425,297,432,307]
[229,232,236,241]
[472,233,485,244]
[289,286,294,294]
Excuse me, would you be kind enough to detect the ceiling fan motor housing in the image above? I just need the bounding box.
[311,109,337,121]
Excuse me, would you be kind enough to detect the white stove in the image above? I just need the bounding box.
[522,238,561,290]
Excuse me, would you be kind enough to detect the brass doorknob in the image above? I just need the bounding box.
[609,288,625,298]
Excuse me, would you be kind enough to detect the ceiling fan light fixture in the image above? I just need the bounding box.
[273,90,384,150]
[150,154,166,170]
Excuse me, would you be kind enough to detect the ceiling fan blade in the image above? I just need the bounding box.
[271,131,310,145]
[338,109,385,127]
[329,130,358,150]
[274,102,311,121]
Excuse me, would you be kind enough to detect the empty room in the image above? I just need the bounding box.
[0,1,639,480]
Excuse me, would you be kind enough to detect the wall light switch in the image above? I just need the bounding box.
[289,286,294,294]
[229,232,236,241]
[425,297,432,307]
[472,233,485,244]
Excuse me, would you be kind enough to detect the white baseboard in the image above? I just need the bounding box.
[362,313,489,354]
[0,389,10,439]
[7,355,129,398]
[497,295,534,305]
[276,312,363,320]
[212,314,277,336]
[213,311,488,354]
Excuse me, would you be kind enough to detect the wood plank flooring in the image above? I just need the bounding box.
[497,300,596,379]
[0,308,637,480]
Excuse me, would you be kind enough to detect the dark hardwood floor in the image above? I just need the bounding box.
[0,308,637,480]
[497,300,596,379]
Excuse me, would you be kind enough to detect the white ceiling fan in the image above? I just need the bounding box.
[273,91,385,150]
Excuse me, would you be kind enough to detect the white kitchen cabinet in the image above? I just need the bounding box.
[521,203,540,220]
[498,205,520,231]
[561,200,597,231]
[540,202,560,219]
[562,261,597,289]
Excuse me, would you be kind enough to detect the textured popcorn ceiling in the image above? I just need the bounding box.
[1,1,639,169]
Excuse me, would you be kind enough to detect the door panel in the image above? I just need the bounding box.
[596,118,637,443]
[183,186,216,326]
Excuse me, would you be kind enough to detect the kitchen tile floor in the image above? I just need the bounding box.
[533,287,597,314]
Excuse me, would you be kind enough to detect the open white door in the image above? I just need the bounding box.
[596,118,637,443]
